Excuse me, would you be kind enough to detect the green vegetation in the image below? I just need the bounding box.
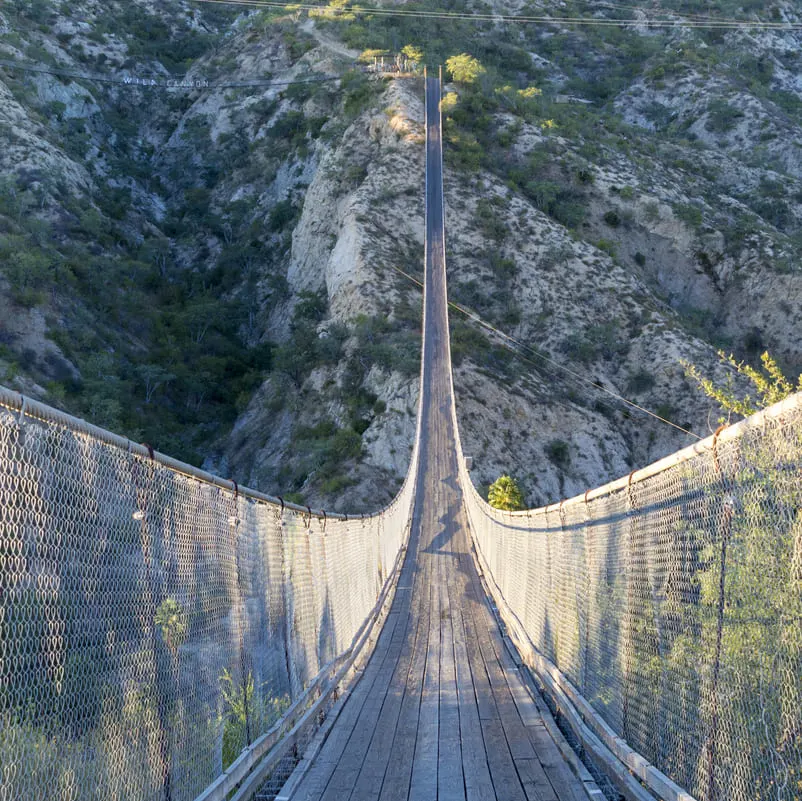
[0,185,272,460]
[219,669,290,770]
[682,350,802,421]
[627,369,656,395]
[560,320,629,365]
[545,440,571,470]
[154,598,188,654]
[705,99,744,134]
[488,474,525,511]
[401,44,424,63]
[445,53,486,84]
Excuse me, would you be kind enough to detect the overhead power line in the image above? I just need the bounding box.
[0,57,339,89]
[391,265,701,440]
[190,0,802,30]
[575,0,750,24]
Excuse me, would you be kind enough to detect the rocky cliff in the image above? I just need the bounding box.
[2,0,801,510]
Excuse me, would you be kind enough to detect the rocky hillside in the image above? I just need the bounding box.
[2,0,801,510]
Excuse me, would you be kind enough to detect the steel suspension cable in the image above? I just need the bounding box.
[190,0,802,30]
[391,265,701,440]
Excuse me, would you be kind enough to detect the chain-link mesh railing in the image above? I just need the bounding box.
[0,388,418,801]
[458,394,802,801]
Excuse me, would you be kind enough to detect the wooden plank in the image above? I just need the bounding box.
[457,564,527,801]
[515,758,560,801]
[449,563,495,801]
[527,725,589,801]
[347,562,428,801]
[408,581,441,801]
[465,564,537,764]
[377,556,431,801]
[459,583,498,723]
[480,716,528,801]
[318,585,417,801]
[288,568,412,800]
[438,536,465,801]
[467,563,591,801]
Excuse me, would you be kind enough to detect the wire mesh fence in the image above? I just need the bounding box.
[460,394,802,801]
[0,391,416,801]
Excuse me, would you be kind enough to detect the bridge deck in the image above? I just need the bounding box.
[284,470,588,801]
[280,75,589,801]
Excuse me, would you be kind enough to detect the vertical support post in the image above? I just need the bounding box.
[132,452,173,801]
[229,487,252,747]
[279,510,297,699]
[581,491,592,696]
[705,427,732,801]
[622,472,637,745]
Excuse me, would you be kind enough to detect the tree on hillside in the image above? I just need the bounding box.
[445,53,486,84]
[488,474,525,511]
[401,44,423,63]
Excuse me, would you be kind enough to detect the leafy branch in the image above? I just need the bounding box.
[682,350,802,422]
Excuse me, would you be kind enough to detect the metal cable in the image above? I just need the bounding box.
[391,265,701,440]
[190,0,802,30]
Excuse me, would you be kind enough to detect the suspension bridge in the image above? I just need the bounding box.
[1,72,800,801]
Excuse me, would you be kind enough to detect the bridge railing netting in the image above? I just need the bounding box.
[0,395,416,801]
[460,394,802,801]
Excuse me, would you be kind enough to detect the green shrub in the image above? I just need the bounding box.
[268,199,299,232]
[488,474,524,510]
[705,100,744,134]
[545,439,571,469]
[674,203,703,229]
[627,369,655,394]
[596,238,617,257]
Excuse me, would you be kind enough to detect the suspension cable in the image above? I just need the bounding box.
[189,0,802,30]
[391,265,701,440]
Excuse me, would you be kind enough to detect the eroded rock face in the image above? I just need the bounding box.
[224,78,426,510]
[3,2,802,512]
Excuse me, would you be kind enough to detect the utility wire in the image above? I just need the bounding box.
[0,56,340,89]
[575,0,749,24]
[390,265,701,440]
[189,0,802,30]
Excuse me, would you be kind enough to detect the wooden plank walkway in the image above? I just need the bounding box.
[280,74,592,801]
